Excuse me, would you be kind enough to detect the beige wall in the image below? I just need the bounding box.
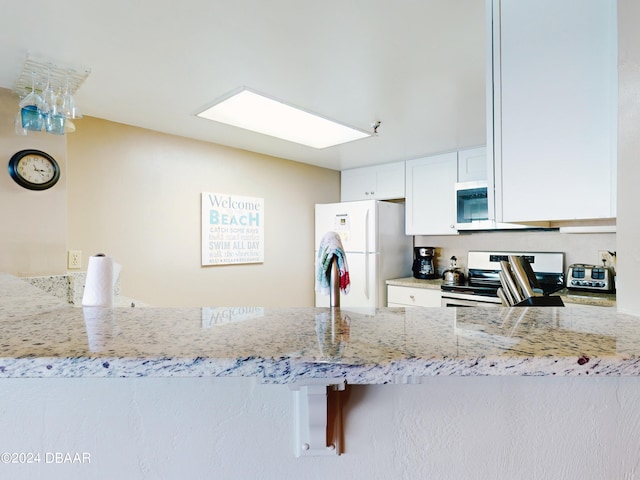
[0,89,67,275]
[66,116,339,307]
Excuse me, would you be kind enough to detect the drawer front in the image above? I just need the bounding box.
[387,285,441,307]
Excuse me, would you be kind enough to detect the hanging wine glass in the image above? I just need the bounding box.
[41,69,56,114]
[45,107,66,135]
[60,72,78,119]
[19,71,44,131]
[41,68,66,135]
[19,71,44,109]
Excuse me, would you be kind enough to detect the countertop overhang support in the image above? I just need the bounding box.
[289,378,346,457]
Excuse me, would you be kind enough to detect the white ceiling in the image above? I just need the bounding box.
[0,0,486,171]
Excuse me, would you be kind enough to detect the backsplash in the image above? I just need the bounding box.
[23,272,120,305]
[414,230,616,275]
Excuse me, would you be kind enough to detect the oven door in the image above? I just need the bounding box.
[441,292,502,307]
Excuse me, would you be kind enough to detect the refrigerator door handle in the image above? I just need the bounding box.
[364,208,370,299]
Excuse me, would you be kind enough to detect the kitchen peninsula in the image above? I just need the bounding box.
[1,272,637,381]
[4,272,640,479]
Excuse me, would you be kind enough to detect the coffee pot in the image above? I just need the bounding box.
[442,255,465,285]
[412,246,438,279]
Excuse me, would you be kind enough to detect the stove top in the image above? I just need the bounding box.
[440,251,565,298]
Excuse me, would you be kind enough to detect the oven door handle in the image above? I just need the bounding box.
[441,294,502,307]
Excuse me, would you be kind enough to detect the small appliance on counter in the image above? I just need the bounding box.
[567,263,616,293]
[442,255,465,285]
[412,246,438,279]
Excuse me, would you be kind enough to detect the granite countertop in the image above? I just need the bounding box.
[1,273,636,384]
[386,276,444,289]
[386,276,617,307]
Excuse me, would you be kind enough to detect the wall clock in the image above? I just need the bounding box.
[8,149,61,191]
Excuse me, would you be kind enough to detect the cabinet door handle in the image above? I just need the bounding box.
[409,295,415,301]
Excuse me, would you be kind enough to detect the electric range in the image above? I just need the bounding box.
[440,251,565,307]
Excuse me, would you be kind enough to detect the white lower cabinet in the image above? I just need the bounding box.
[387,285,442,307]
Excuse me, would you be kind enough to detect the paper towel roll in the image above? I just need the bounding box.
[82,254,118,307]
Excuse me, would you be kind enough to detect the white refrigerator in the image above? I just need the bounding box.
[315,200,412,309]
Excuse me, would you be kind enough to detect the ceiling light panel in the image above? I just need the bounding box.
[196,89,370,149]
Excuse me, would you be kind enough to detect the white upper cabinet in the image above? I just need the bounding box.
[457,147,487,183]
[489,0,617,223]
[405,152,458,235]
[341,161,405,202]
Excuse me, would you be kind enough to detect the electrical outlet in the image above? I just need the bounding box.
[598,250,615,268]
[68,250,82,269]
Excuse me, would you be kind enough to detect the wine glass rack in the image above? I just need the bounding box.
[12,53,91,101]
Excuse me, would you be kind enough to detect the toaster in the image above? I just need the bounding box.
[567,263,615,293]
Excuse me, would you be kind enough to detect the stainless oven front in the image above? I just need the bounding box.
[441,291,502,307]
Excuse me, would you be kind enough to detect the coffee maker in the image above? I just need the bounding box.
[412,246,437,279]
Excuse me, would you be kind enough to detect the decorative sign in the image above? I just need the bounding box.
[201,192,264,266]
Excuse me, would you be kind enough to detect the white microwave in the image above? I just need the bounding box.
[455,181,536,231]
[455,181,492,230]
